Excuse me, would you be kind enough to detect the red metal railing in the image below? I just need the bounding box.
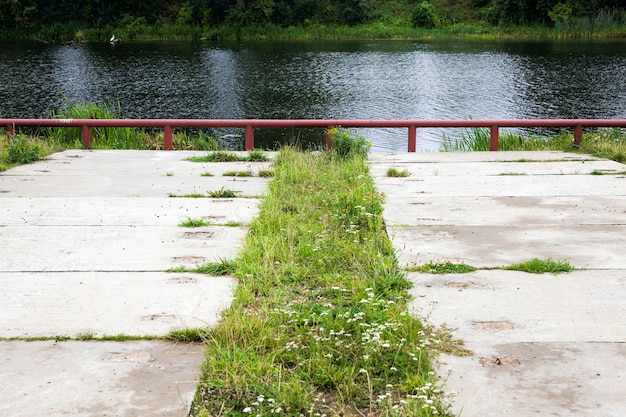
[3,118,626,151]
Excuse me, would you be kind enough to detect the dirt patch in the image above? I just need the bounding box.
[167,276,198,284]
[446,281,484,289]
[472,320,514,330]
[141,314,177,322]
[172,256,206,263]
[479,356,521,366]
[182,231,215,239]
[105,352,154,363]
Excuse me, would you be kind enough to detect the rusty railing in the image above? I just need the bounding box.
[2,118,626,151]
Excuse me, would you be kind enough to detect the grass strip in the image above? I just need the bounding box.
[405,259,576,275]
[502,258,575,274]
[192,148,453,417]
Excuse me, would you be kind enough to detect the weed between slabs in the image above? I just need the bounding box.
[191,148,453,417]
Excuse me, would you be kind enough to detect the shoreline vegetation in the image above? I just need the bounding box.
[3,21,626,43]
[0,1,625,43]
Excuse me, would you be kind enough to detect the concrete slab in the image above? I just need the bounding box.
[0,197,260,226]
[0,340,205,417]
[0,224,247,271]
[0,272,235,338]
[383,195,626,227]
[437,342,626,417]
[408,270,626,344]
[368,150,605,163]
[370,151,626,417]
[0,150,273,198]
[392,224,626,269]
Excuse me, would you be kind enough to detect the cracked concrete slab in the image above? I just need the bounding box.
[0,150,273,416]
[0,340,205,417]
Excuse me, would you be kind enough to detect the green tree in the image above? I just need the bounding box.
[412,1,440,27]
[548,2,572,23]
[339,0,371,24]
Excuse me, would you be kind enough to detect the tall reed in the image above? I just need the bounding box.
[46,101,148,148]
[45,101,220,150]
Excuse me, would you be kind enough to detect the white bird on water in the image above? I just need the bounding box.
[109,35,120,44]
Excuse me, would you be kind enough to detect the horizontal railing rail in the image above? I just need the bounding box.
[3,118,626,151]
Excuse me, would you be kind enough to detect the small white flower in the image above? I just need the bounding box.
[243,407,253,413]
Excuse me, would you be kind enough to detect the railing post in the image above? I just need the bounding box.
[326,125,333,151]
[164,125,173,150]
[81,125,91,148]
[245,125,254,151]
[408,125,416,152]
[573,125,583,148]
[489,125,499,151]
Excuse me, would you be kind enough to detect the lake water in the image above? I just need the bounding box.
[1,39,625,151]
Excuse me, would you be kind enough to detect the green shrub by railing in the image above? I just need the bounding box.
[7,134,43,164]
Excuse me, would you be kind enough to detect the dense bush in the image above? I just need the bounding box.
[7,135,42,164]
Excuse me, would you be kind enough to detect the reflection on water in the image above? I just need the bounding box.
[1,39,625,151]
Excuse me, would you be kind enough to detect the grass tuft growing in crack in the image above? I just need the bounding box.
[191,148,453,417]
[407,261,477,274]
[503,258,575,274]
[178,216,212,227]
[386,167,411,177]
[167,259,237,276]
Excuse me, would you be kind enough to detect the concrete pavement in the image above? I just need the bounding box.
[0,150,273,416]
[370,151,626,416]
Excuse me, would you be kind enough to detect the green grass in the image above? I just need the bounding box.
[188,150,270,163]
[166,328,209,343]
[407,261,477,274]
[224,221,243,227]
[502,258,575,274]
[191,148,453,417]
[223,171,253,177]
[167,259,237,276]
[168,193,207,198]
[386,167,411,177]
[207,187,237,198]
[1,134,65,171]
[247,149,270,162]
[407,259,576,275]
[258,170,275,177]
[178,217,212,227]
[188,151,241,162]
